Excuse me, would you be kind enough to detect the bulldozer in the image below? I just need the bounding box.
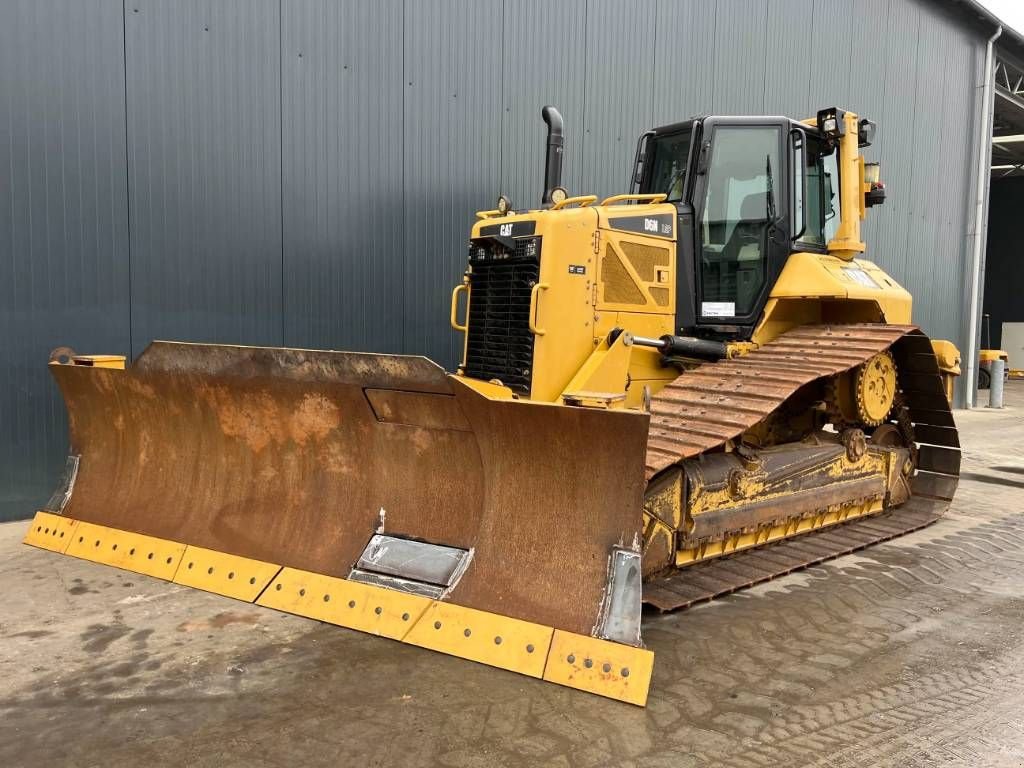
[25,106,961,707]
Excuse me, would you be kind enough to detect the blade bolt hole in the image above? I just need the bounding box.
[299,588,306,596]
[567,654,576,664]
[584,659,593,669]
[494,636,502,645]
[323,594,330,602]
[434,621,442,630]
[526,644,535,654]
[401,613,410,621]
[348,600,356,608]
[374,606,382,615]
[463,629,472,638]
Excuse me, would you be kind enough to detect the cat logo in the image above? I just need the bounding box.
[500,223,513,237]
[644,218,658,233]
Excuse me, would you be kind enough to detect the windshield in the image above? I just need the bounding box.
[643,128,693,202]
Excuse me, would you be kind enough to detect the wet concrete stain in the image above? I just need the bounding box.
[130,628,154,647]
[176,611,263,633]
[80,623,131,654]
[8,630,53,640]
[960,471,1024,489]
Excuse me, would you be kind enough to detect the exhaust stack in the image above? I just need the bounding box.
[541,105,564,205]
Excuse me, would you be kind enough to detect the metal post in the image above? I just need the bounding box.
[965,25,1002,408]
[988,359,1005,408]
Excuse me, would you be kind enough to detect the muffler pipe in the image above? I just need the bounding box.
[541,105,564,205]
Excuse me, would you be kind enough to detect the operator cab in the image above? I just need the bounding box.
[635,115,846,340]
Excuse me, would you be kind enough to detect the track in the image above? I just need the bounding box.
[642,324,961,611]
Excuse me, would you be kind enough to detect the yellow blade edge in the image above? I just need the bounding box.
[542,630,655,707]
[403,601,554,679]
[23,511,79,553]
[175,545,282,602]
[26,519,654,705]
[256,567,433,641]
[63,521,185,581]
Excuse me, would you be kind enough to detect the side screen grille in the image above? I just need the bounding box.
[463,237,541,393]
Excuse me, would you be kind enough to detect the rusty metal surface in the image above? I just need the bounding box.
[646,324,916,480]
[643,327,961,612]
[51,342,650,637]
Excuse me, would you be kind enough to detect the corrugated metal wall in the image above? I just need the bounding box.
[0,0,986,521]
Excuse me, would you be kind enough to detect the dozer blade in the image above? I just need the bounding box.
[26,342,655,705]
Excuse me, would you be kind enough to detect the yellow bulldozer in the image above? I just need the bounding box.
[25,107,961,706]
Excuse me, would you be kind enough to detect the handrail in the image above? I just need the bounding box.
[528,282,550,336]
[551,195,598,210]
[599,193,668,206]
[450,283,469,332]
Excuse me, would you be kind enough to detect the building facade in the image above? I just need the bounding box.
[0,0,1006,520]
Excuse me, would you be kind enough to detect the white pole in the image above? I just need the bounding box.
[965,25,1001,408]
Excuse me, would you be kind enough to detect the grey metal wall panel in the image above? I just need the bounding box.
[125,0,283,352]
[281,0,405,352]
[711,1,768,115]
[651,1,718,125]
[0,0,993,520]
[499,0,588,211]
[402,0,503,367]
[580,0,655,200]
[0,0,130,521]
[873,0,923,292]
[763,0,817,119]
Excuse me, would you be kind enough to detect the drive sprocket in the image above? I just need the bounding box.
[854,351,897,426]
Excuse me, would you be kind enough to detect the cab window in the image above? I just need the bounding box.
[795,133,840,248]
[644,128,693,202]
[699,125,780,318]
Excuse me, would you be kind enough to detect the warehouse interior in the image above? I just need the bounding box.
[984,47,1024,366]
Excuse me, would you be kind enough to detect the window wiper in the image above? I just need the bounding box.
[766,154,777,221]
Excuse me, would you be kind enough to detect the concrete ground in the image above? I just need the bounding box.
[2,385,1024,768]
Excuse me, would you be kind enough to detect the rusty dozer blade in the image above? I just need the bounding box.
[29,342,655,705]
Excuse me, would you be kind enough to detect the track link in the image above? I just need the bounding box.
[642,324,961,611]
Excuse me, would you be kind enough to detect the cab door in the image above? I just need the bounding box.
[691,118,791,336]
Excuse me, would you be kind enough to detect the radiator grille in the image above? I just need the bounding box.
[463,238,541,393]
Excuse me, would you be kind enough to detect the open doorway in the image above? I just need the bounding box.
[981,52,1024,389]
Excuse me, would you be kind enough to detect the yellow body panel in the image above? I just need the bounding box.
[543,630,654,707]
[257,567,433,641]
[827,111,868,258]
[979,348,1008,364]
[175,545,282,602]
[64,521,185,580]
[404,601,554,679]
[23,511,78,553]
[753,253,912,345]
[462,202,678,405]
